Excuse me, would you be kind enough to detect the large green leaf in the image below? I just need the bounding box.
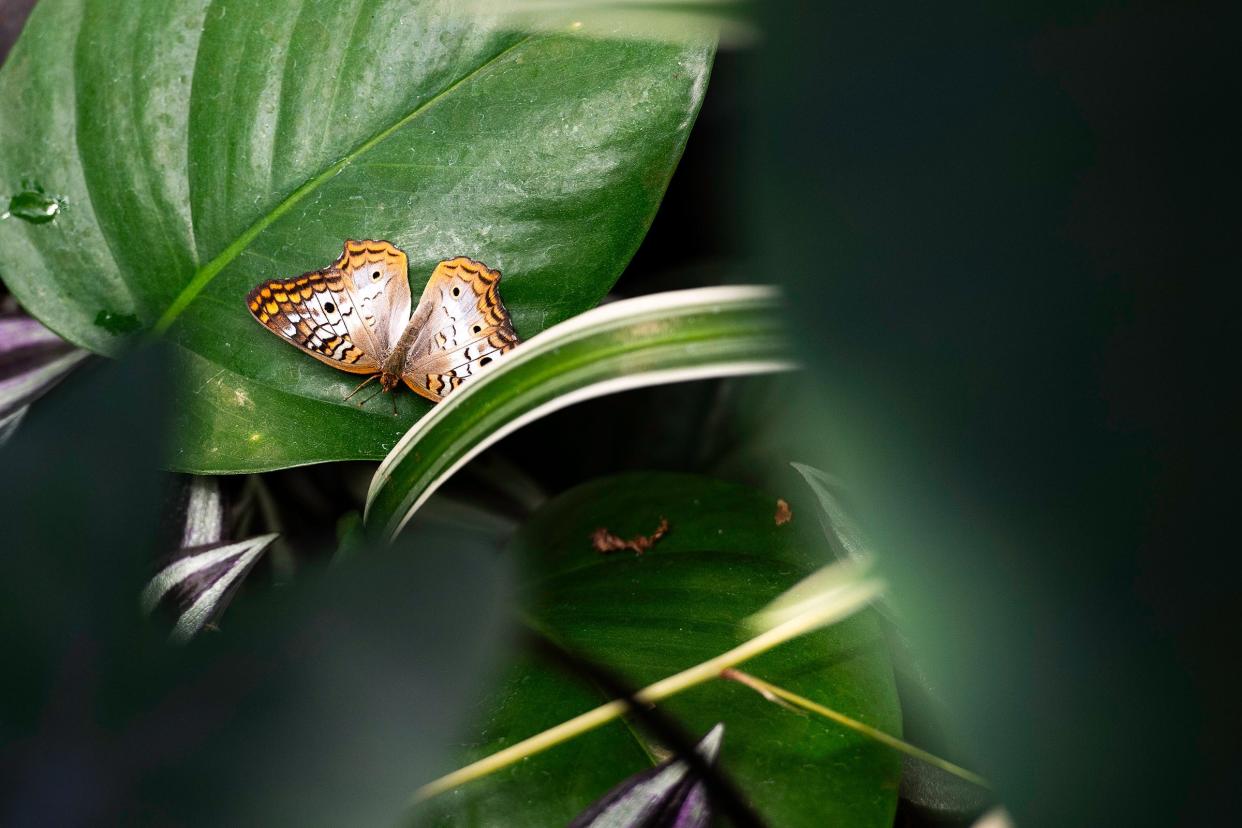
[415,472,902,827]
[0,0,712,472]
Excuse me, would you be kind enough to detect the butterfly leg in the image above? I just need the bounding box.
[343,374,379,402]
[356,385,386,408]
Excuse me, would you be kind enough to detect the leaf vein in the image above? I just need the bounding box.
[152,33,536,335]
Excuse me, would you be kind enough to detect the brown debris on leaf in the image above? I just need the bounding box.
[774,498,793,526]
[590,517,670,556]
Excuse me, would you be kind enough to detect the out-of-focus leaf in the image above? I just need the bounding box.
[415,472,900,827]
[0,0,713,472]
[790,462,871,564]
[0,350,170,770]
[972,808,1017,828]
[0,347,511,826]
[0,313,88,444]
[744,556,884,635]
[467,0,757,46]
[750,5,1220,823]
[899,754,993,824]
[569,724,723,828]
[366,286,793,541]
[136,527,512,826]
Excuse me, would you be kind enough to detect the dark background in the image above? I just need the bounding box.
[4,2,1237,825]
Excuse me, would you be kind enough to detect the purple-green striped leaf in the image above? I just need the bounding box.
[143,476,276,642]
[569,724,724,828]
[0,314,88,443]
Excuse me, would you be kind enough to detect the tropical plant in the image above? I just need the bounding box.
[0,2,991,826]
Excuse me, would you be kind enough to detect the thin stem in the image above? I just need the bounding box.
[723,669,990,789]
[411,577,884,803]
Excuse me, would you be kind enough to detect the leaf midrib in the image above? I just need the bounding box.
[151,34,536,336]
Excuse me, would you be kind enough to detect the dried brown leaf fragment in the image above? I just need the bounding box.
[590,517,670,556]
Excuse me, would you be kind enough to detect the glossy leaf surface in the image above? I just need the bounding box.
[415,473,902,827]
[0,0,712,471]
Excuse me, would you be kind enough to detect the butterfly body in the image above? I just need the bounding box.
[246,241,519,405]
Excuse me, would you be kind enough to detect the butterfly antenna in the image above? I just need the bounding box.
[390,393,399,417]
[343,374,379,402]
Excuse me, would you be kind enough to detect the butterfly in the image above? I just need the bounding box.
[246,240,519,407]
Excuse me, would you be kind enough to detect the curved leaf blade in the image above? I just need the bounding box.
[0,0,713,471]
[143,533,278,643]
[365,286,794,541]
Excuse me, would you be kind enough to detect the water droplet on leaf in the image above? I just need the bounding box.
[93,309,142,335]
[4,190,62,224]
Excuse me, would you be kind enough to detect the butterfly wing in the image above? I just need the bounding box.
[245,240,411,374]
[246,269,379,374]
[399,257,520,402]
[331,239,412,356]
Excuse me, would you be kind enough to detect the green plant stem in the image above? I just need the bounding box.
[722,668,989,789]
[410,576,884,804]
